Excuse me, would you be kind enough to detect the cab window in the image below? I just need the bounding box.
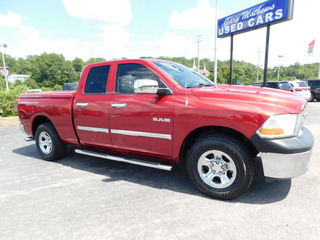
[116,63,165,94]
[84,65,110,94]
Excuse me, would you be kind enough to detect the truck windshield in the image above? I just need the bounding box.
[153,61,214,88]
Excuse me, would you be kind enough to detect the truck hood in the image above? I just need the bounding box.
[191,85,306,115]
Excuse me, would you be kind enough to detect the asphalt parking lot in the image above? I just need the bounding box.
[0,102,319,240]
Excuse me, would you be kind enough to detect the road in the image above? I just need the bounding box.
[0,102,319,240]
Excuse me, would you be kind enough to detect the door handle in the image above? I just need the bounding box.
[76,102,88,107]
[112,103,127,108]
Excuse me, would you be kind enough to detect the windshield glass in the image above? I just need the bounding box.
[280,82,293,90]
[297,81,308,87]
[152,61,214,88]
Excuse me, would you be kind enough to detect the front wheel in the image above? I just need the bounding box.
[187,134,254,200]
[35,123,66,161]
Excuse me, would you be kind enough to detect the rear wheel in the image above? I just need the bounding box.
[35,123,66,161]
[187,134,254,200]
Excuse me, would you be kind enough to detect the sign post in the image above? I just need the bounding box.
[217,0,295,85]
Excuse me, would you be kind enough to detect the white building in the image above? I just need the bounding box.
[8,74,30,83]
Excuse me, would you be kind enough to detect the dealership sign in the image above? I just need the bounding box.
[218,0,294,38]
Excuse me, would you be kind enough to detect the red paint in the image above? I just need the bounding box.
[18,59,306,163]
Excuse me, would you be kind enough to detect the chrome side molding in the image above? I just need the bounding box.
[77,126,109,133]
[75,149,172,171]
[110,129,172,140]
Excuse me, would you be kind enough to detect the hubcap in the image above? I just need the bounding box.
[197,150,237,189]
[39,132,52,154]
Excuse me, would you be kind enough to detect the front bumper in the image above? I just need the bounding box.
[251,127,314,179]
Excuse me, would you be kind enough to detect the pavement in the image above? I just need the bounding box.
[0,103,319,240]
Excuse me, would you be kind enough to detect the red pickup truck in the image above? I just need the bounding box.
[18,59,313,200]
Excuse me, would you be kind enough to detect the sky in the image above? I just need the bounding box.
[0,0,319,68]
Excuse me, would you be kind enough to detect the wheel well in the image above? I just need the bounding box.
[32,116,52,136]
[179,126,258,166]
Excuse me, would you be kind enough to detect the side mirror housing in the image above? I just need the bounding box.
[134,79,172,95]
[134,79,159,94]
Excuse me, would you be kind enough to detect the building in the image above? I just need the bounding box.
[7,74,30,83]
[199,64,210,77]
[0,67,8,76]
[192,59,210,77]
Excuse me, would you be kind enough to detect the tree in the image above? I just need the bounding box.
[85,57,106,65]
[72,57,85,72]
[28,53,78,87]
[24,78,39,89]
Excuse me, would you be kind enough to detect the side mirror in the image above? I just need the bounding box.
[134,79,172,95]
[134,79,159,94]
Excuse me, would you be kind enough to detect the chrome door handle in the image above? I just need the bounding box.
[76,103,88,107]
[112,103,127,108]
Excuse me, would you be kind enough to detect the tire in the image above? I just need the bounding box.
[35,123,66,161]
[309,92,315,102]
[186,134,254,200]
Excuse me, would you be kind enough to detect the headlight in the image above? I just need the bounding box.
[257,114,302,139]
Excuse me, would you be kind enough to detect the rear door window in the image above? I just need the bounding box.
[84,65,110,94]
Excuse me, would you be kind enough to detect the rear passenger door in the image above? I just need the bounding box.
[73,64,113,149]
[109,62,174,158]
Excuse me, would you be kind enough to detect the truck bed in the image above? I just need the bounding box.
[18,91,79,145]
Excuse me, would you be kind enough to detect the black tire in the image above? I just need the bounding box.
[309,92,315,102]
[35,122,66,161]
[186,134,254,200]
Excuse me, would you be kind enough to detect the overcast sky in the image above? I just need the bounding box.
[0,0,319,67]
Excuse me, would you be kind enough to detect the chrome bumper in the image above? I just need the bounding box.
[251,127,314,179]
[260,150,312,179]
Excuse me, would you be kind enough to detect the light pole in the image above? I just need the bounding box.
[0,44,9,91]
[214,0,218,85]
[196,35,202,73]
[277,55,283,81]
[256,48,263,82]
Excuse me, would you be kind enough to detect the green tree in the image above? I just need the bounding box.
[85,57,106,65]
[72,57,85,72]
[28,53,78,88]
[24,78,39,89]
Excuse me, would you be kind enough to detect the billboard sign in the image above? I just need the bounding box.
[218,0,294,38]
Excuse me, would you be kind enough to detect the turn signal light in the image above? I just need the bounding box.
[260,128,285,135]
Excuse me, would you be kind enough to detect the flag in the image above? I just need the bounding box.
[308,40,315,56]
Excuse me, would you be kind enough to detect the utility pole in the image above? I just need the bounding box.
[196,35,202,73]
[277,55,283,81]
[214,0,218,85]
[0,44,9,91]
[256,48,263,82]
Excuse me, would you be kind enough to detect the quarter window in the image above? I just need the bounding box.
[84,65,110,94]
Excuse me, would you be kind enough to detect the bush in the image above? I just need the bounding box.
[53,84,62,91]
[0,86,27,117]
